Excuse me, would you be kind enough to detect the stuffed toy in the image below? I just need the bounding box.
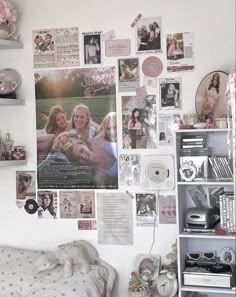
[33,241,90,278]
[206,118,215,129]
[33,240,116,297]
[161,240,177,271]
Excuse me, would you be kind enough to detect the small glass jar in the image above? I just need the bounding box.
[183,113,199,125]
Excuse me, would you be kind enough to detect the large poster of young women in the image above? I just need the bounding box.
[35,66,117,189]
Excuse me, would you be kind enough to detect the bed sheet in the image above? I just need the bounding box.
[0,246,108,297]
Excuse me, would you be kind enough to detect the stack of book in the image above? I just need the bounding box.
[180,134,212,156]
[181,134,207,149]
[219,192,235,233]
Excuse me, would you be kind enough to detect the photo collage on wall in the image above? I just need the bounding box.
[23,16,195,237]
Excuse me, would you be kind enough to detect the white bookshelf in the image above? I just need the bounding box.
[175,129,236,297]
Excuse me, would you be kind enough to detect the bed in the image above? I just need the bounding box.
[0,242,116,297]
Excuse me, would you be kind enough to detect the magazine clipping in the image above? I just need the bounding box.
[159,113,181,145]
[78,220,97,230]
[122,95,157,149]
[37,191,58,219]
[97,192,133,245]
[119,154,141,186]
[35,66,117,189]
[118,58,140,92]
[159,77,182,110]
[59,191,95,219]
[136,193,157,226]
[16,171,36,209]
[166,32,195,72]
[82,31,102,65]
[159,195,176,224]
[33,27,80,68]
[136,16,162,53]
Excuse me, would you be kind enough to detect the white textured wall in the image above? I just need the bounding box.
[0,0,235,296]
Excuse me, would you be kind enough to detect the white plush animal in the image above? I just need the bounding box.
[33,242,89,277]
[33,240,116,297]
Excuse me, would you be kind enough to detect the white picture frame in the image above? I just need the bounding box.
[135,253,161,286]
[219,247,236,265]
[179,161,197,182]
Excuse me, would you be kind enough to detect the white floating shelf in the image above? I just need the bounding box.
[0,39,23,49]
[0,98,25,105]
[177,181,234,186]
[179,232,236,240]
[0,160,27,167]
[181,285,236,295]
[176,128,230,133]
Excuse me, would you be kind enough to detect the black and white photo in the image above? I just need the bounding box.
[136,17,162,53]
[159,78,181,109]
[83,32,101,65]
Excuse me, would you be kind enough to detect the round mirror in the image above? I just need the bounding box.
[195,70,228,122]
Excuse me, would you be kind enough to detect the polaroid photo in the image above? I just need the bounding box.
[82,32,102,65]
[136,193,157,226]
[118,58,140,92]
[136,16,162,53]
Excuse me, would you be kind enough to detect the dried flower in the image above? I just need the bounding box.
[0,0,17,23]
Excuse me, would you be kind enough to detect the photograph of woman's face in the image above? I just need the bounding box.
[55,112,67,130]
[52,135,68,152]
[42,194,51,207]
[73,109,89,130]
[134,110,139,118]
[72,143,92,163]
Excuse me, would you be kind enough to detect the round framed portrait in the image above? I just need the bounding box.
[195,70,228,122]
[219,247,236,265]
[179,161,197,182]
